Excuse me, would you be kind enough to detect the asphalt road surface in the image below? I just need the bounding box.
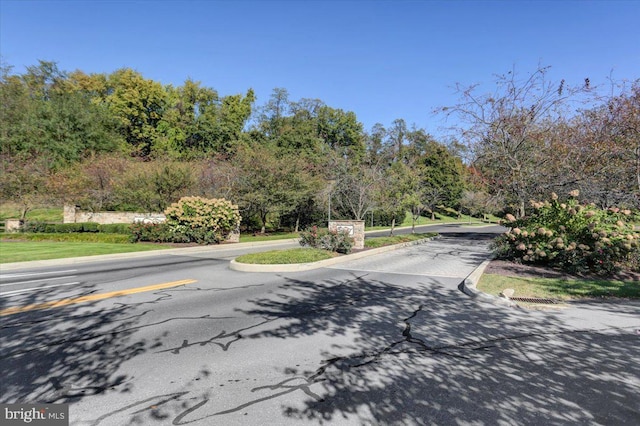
[1,226,639,425]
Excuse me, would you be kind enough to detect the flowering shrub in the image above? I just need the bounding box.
[492,191,640,275]
[163,196,241,244]
[299,226,354,254]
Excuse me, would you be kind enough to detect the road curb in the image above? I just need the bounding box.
[229,236,437,272]
[460,258,519,308]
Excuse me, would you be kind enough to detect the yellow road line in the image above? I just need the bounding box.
[0,279,197,316]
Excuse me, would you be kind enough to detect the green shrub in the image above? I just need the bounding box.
[98,223,132,234]
[24,222,83,233]
[299,226,354,254]
[129,222,190,243]
[492,191,640,275]
[22,222,131,234]
[164,196,241,244]
[371,209,407,227]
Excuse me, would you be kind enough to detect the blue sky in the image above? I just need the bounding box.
[1,0,638,137]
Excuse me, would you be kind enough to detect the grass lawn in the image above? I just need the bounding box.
[0,241,172,263]
[234,248,337,264]
[0,205,63,222]
[478,274,640,300]
[239,232,299,242]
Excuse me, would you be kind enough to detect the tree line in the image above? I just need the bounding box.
[1,60,638,230]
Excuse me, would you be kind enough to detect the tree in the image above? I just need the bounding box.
[316,106,365,160]
[111,160,196,211]
[0,61,124,168]
[332,159,381,221]
[419,140,467,211]
[387,118,407,162]
[233,144,319,233]
[0,156,50,219]
[105,68,167,157]
[441,65,587,217]
[566,81,640,208]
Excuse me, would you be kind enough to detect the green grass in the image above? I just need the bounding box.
[239,232,300,242]
[0,241,172,263]
[234,248,337,264]
[0,204,63,222]
[364,233,437,248]
[478,274,640,300]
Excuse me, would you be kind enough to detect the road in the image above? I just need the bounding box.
[1,225,639,425]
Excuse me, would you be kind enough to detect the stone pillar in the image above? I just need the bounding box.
[329,220,365,250]
[5,219,24,233]
[63,205,77,223]
[225,229,240,243]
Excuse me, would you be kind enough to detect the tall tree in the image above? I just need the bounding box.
[105,68,167,157]
[441,65,587,216]
[233,144,318,233]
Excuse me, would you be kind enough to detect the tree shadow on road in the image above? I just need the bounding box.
[0,281,155,404]
[237,272,640,425]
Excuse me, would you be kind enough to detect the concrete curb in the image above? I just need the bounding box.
[229,236,437,273]
[460,258,518,308]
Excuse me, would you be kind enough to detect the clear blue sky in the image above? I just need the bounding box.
[1,0,638,138]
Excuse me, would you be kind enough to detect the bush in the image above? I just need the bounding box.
[371,209,407,227]
[22,222,132,234]
[492,191,640,275]
[299,226,354,254]
[164,196,241,244]
[129,222,191,243]
[98,223,132,234]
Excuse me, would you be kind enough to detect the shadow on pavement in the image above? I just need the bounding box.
[0,282,152,404]
[237,273,640,425]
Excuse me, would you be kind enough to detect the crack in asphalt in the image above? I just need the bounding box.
[0,313,233,359]
[154,317,276,354]
[188,306,639,420]
[77,303,638,425]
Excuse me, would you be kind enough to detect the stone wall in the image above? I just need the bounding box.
[62,205,239,243]
[5,219,24,233]
[63,205,165,225]
[329,220,365,249]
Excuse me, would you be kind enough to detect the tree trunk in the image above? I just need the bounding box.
[389,217,396,236]
[260,211,267,234]
[294,215,300,233]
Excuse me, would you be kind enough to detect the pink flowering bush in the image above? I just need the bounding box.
[299,226,354,254]
[493,191,640,275]
[164,196,241,244]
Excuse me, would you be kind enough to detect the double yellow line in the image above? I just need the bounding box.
[0,279,196,317]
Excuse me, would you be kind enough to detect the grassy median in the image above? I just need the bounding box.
[234,248,337,264]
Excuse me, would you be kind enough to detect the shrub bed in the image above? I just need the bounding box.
[492,191,640,275]
[23,222,132,234]
[299,226,354,254]
[131,197,241,244]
